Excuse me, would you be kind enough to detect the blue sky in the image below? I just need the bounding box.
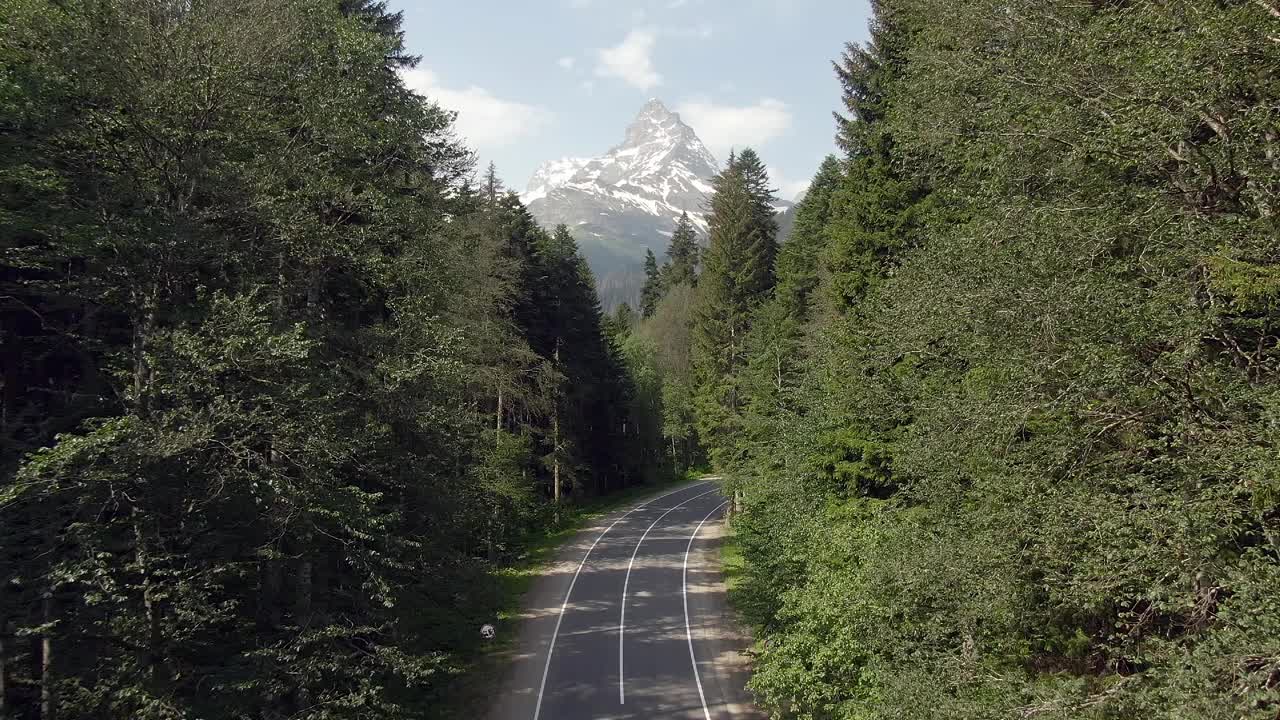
[393,0,873,201]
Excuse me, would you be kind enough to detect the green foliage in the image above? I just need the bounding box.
[663,212,701,289]
[0,2,647,718]
[640,248,662,318]
[692,150,782,467]
[638,285,704,471]
[720,1,1280,718]
[1206,255,1280,315]
[774,156,843,323]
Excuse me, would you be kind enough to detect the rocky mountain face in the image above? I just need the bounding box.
[523,99,795,309]
[521,99,720,276]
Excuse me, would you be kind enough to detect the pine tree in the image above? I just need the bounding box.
[663,212,701,288]
[639,248,662,317]
[823,7,931,314]
[690,150,780,468]
[640,283,701,470]
[338,0,416,68]
[734,158,846,461]
[733,148,781,298]
[609,302,637,334]
[526,225,639,501]
[483,161,502,204]
[774,155,843,323]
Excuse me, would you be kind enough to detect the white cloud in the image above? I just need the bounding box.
[768,165,811,201]
[400,68,552,150]
[595,29,662,90]
[675,97,793,157]
[660,23,714,39]
[557,56,576,70]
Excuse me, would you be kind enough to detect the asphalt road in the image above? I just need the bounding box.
[488,479,761,720]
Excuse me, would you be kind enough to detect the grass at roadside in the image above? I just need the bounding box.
[433,468,711,719]
[721,509,776,637]
[720,510,747,608]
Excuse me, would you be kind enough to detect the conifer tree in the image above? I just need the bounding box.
[640,248,662,317]
[691,150,780,467]
[526,225,638,501]
[774,155,842,323]
[338,0,416,68]
[732,148,781,297]
[609,302,638,334]
[663,212,701,288]
[823,10,932,314]
[734,158,847,471]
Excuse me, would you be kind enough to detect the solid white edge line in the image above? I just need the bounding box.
[531,480,715,720]
[618,487,722,704]
[684,500,730,720]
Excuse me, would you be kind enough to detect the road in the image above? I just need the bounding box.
[488,479,761,720]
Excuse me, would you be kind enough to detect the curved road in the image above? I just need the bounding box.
[488,480,760,720]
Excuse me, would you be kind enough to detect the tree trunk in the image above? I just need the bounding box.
[263,560,283,629]
[553,411,561,505]
[133,515,164,687]
[296,557,313,627]
[491,387,504,554]
[131,291,155,413]
[1,620,8,717]
[306,268,321,312]
[487,502,499,562]
[552,339,562,506]
[496,388,504,437]
[40,595,52,720]
[294,554,313,711]
[259,557,283,720]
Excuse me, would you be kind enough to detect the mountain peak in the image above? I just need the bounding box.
[639,97,671,116]
[521,99,722,275]
[623,97,693,148]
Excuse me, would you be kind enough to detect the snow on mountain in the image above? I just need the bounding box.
[522,157,590,205]
[521,99,723,275]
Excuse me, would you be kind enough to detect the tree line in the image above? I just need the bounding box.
[670,0,1280,718]
[0,1,657,717]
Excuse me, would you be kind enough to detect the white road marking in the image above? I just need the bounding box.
[618,487,722,704]
[684,500,729,720]
[531,480,714,720]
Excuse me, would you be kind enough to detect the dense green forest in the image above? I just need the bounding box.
[0,1,679,717]
[4,0,1279,718]
[685,0,1279,718]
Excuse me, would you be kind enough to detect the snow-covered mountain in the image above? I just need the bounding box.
[521,99,721,275]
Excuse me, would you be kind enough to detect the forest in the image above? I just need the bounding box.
[704,1,1280,718]
[3,0,1279,718]
[1,1,674,717]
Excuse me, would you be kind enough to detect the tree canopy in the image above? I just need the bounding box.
[0,2,650,717]
[720,1,1280,718]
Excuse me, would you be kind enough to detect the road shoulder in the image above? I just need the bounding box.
[690,509,766,719]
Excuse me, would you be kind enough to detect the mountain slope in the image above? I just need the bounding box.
[521,99,720,274]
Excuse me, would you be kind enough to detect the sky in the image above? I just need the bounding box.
[393,0,873,201]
